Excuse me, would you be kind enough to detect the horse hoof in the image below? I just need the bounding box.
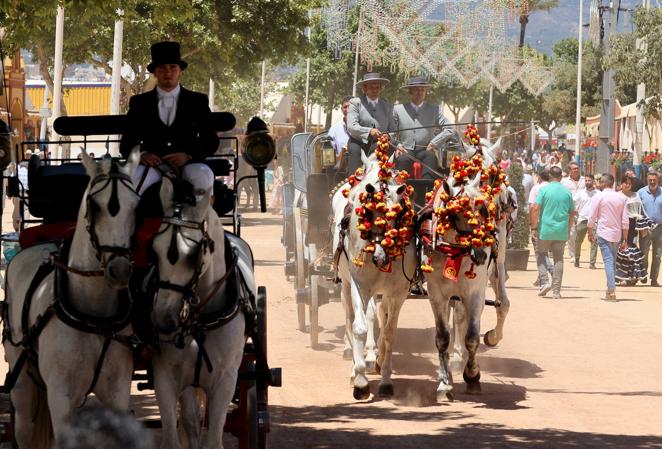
[436,387,454,403]
[378,383,394,398]
[353,385,370,400]
[484,330,499,347]
[343,348,353,360]
[465,381,482,395]
[463,371,481,394]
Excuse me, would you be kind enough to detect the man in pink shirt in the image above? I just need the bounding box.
[588,173,629,301]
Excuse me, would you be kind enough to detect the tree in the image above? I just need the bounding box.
[518,0,559,48]
[0,0,317,113]
[606,6,662,119]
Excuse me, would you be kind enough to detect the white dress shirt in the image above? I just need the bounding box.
[157,84,181,126]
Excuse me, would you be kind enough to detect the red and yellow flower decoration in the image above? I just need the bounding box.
[350,134,415,269]
[420,128,509,278]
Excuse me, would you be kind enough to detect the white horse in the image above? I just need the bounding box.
[2,149,141,448]
[423,145,511,401]
[332,150,417,399]
[460,138,511,350]
[151,169,253,449]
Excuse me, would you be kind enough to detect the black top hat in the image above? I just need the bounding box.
[355,72,390,87]
[401,75,432,89]
[147,41,188,73]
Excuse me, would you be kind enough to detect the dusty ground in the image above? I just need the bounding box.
[223,209,662,449]
[3,204,662,449]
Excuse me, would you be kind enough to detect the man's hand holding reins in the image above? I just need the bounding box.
[162,152,192,168]
[140,152,162,167]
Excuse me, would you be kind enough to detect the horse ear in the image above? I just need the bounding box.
[80,148,97,176]
[485,138,501,160]
[120,146,141,177]
[360,148,370,168]
[365,183,375,194]
[442,179,451,196]
[160,176,175,216]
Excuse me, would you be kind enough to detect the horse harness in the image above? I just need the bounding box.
[1,170,141,398]
[153,211,259,387]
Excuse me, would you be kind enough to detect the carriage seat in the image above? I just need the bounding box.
[27,155,90,223]
[18,218,163,269]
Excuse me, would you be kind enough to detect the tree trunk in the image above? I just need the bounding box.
[325,88,336,129]
[36,44,68,117]
[519,14,529,48]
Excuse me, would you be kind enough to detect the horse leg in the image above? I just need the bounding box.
[463,293,485,395]
[342,281,353,360]
[426,281,454,402]
[93,344,133,411]
[375,294,405,398]
[365,297,379,373]
[153,363,183,449]
[202,365,242,449]
[349,279,370,400]
[485,260,510,347]
[180,386,201,449]
[9,367,53,449]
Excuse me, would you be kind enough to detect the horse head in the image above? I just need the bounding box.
[349,152,412,270]
[151,165,220,334]
[79,147,140,289]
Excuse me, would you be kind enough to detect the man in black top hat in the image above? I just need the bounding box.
[346,72,395,173]
[120,41,219,191]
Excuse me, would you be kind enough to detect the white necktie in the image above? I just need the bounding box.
[160,96,175,126]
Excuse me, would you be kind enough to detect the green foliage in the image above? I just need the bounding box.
[0,0,316,113]
[606,6,662,119]
[507,161,530,249]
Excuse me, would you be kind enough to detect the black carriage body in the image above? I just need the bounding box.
[0,113,280,449]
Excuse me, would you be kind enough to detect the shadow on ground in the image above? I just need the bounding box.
[265,412,662,449]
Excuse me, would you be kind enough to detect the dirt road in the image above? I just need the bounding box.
[226,210,662,449]
[2,207,661,448]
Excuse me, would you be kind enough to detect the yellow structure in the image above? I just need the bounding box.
[26,81,111,117]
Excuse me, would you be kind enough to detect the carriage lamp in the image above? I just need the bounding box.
[243,117,276,168]
[320,139,336,168]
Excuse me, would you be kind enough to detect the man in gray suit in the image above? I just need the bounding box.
[392,76,453,179]
[346,72,395,173]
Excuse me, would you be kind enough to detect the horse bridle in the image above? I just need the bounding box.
[84,169,141,267]
[154,207,237,325]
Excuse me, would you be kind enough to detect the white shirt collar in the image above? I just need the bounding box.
[367,97,379,107]
[411,101,424,110]
[157,84,181,98]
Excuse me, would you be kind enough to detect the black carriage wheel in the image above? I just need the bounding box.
[256,286,269,449]
[293,208,307,332]
[246,361,258,449]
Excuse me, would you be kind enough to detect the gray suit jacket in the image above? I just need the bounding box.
[347,96,395,144]
[392,102,453,151]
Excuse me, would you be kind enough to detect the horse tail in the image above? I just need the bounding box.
[33,387,54,448]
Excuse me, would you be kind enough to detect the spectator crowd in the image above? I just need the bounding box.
[509,148,661,301]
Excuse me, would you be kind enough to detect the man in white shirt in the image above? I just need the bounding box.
[327,96,351,158]
[561,161,585,260]
[573,174,598,268]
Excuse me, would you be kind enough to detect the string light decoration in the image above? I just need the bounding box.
[322,0,553,96]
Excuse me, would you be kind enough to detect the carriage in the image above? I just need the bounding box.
[0,113,281,449]
[282,131,441,349]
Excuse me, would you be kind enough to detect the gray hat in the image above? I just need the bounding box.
[356,72,390,87]
[401,75,432,89]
